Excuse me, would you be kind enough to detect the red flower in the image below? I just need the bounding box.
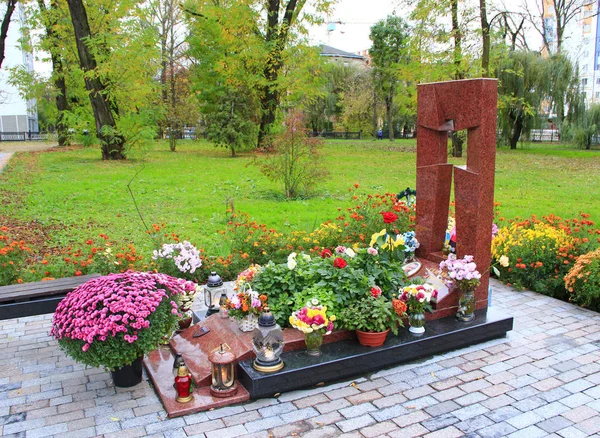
[321,248,333,258]
[381,212,398,224]
[333,257,347,269]
[370,286,382,298]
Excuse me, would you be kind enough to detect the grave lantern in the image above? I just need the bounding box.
[203,272,227,317]
[209,344,238,398]
[252,307,284,373]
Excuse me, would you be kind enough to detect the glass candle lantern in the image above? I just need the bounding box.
[175,364,194,403]
[209,343,238,398]
[252,307,284,373]
[203,272,227,317]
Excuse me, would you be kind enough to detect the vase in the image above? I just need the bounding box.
[238,314,259,332]
[304,330,324,356]
[110,357,143,388]
[178,311,193,330]
[456,289,476,322]
[408,312,426,334]
[356,329,389,347]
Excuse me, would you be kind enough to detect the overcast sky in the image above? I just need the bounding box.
[308,0,546,54]
[309,0,401,52]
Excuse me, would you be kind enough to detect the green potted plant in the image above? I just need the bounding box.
[51,271,187,387]
[340,286,406,347]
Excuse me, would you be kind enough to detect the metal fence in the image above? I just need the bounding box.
[0,132,55,142]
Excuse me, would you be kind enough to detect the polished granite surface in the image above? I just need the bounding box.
[238,307,513,398]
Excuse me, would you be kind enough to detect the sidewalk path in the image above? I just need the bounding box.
[1,280,600,438]
[0,152,13,173]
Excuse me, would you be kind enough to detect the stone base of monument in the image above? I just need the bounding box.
[238,308,512,399]
[144,308,512,417]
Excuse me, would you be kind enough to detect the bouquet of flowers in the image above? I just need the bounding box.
[399,283,438,314]
[152,241,202,281]
[289,298,336,334]
[226,286,268,320]
[369,212,419,263]
[234,264,261,291]
[438,254,485,292]
[51,271,186,370]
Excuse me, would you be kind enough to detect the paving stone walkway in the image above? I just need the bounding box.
[2,279,600,438]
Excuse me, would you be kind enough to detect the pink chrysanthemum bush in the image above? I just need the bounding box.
[51,271,186,370]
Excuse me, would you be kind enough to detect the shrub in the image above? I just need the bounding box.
[256,111,329,198]
[565,248,600,310]
[51,271,186,370]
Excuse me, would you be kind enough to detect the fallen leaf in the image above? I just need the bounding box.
[273,393,281,398]
[110,417,119,421]
[406,406,416,409]
[316,422,324,427]
[316,382,325,387]
[209,408,215,411]
[431,372,435,377]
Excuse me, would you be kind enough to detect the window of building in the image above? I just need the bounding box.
[596,92,600,99]
[596,78,600,85]
[583,78,588,85]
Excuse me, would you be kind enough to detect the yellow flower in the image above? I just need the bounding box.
[370,229,387,247]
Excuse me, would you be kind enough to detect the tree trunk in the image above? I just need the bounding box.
[510,114,523,149]
[372,82,378,139]
[480,0,490,77]
[451,132,463,156]
[386,93,394,141]
[451,0,464,158]
[66,0,125,160]
[0,0,17,69]
[38,0,71,146]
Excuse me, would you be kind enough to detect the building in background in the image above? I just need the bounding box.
[0,2,38,135]
[319,45,369,68]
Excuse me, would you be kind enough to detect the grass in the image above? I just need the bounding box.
[1,138,599,257]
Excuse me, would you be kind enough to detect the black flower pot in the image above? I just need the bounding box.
[110,357,143,388]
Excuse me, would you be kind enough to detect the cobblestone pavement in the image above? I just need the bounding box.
[2,279,600,438]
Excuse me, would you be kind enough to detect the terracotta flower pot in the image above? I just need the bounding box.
[356,329,390,347]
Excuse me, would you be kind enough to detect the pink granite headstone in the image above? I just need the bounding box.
[415,79,498,316]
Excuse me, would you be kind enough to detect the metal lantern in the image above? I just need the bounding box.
[204,272,227,317]
[252,307,284,373]
[209,343,238,398]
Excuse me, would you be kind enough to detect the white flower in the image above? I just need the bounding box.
[344,248,356,258]
[311,298,319,305]
[288,252,297,261]
[287,258,297,270]
[302,254,311,262]
[499,255,509,267]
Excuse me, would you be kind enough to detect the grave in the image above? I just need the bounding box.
[143,78,513,417]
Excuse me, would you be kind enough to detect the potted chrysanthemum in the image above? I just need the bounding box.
[289,298,336,356]
[340,286,406,347]
[51,271,186,387]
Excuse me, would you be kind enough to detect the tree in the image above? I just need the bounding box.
[37,0,72,145]
[144,0,187,151]
[548,53,582,130]
[256,0,334,147]
[66,0,125,159]
[573,103,600,149]
[524,0,596,54]
[370,15,410,141]
[0,0,17,69]
[497,51,548,149]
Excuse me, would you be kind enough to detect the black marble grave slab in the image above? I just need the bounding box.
[238,308,513,398]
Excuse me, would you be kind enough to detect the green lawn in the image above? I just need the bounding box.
[1,139,599,256]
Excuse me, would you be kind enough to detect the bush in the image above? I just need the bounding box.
[256,111,329,198]
[0,233,30,286]
[565,248,600,310]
